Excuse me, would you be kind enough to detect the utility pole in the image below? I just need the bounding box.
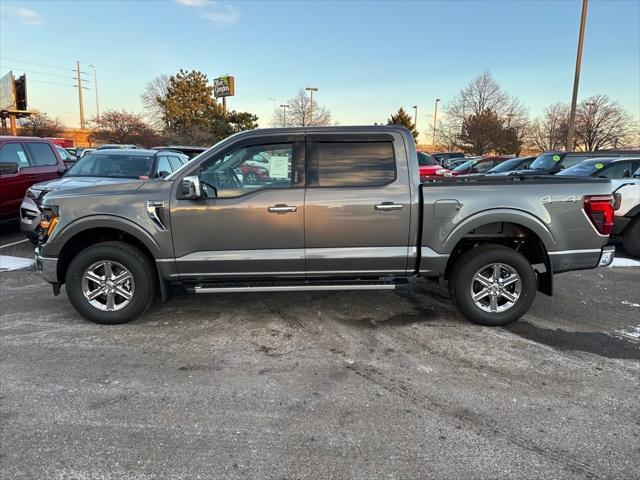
[432,98,441,146]
[280,104,289,127]
[305,87,318,126]
[566,0,588,151]
[89,64,100,119]
[76,61,85,129]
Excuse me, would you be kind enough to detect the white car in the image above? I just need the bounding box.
[611,166,640,258]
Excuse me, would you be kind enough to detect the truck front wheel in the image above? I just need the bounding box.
[622,216,640,259]
[449,244,537,326]
[65,241,155,324]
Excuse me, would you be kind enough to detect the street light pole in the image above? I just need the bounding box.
[280,104,289,127]
[412,105,418,134]
[89,64,100,120]
[305,87,318,126]
[566,0,589,151]
[432,98,441,146]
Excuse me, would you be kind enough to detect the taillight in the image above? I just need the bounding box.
[583,195,614,236]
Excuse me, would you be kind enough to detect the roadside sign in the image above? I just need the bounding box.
[213,75,235,98]
[0,71,15,110]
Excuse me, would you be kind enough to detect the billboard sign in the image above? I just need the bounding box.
[0,71,15,111]
[213,75,235,98]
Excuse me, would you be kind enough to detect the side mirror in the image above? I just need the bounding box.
[158,170,170,178]
[0,162,19,175]
[180,175,202,199]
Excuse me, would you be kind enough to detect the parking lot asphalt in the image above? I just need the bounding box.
[1,222,639,479]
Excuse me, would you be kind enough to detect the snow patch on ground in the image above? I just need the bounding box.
[621,300,640,308]
[615,326,640,340]
[609,257,640,268]
[0,255,35,272]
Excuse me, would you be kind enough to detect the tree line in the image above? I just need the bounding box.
[19,70,638,153]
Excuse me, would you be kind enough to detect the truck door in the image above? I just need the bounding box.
[304,132,412,276]
[170,134,306,279]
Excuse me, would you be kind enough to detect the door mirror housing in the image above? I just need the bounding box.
[0,162,19,175]
[180,175,202,199]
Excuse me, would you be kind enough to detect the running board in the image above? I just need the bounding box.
[189,283,396,294]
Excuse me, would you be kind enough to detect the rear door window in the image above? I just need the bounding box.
[0,142,30,168]
[156,156,173,177]
[562,155,590,168]
[168,156,183,170]
[599,162,633,179]
[315,142,396,187]
[25,142,58,166]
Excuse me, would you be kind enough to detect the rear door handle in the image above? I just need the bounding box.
[375,203,403,211]
[268,204,297,213]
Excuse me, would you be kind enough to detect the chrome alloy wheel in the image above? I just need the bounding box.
[470,263,522,313]
[81,260,135,311]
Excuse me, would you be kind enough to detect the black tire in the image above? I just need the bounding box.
[65,241,155,325]
[622,216,640,259]
[449,244,537,326]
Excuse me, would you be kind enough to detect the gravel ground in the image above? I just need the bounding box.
[1,223,639,480]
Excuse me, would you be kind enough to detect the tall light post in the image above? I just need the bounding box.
[412,105,418,135]
[305,87,318,126]
[566,0,589,150]
[280,104,290,127]
[432,98,441,146]
[89,64,100,119]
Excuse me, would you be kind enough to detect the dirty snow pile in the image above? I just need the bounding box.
[0,255,35,272]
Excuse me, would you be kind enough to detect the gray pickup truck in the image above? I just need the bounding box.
[34,126,616,326]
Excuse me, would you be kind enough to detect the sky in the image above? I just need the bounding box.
[1,0,639,141]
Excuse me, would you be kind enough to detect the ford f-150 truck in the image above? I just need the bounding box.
[34,126,616,326]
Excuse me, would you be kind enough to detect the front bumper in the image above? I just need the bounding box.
[35,248,59,284]
[549,246,615,273]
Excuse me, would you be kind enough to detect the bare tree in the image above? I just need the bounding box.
[445,71,510,126]
[272,89,332,127]
[141,74,169,128]
[529,103,569,152]
[19,112,64,137]
[574,95,634,151]
[89,110,160,147]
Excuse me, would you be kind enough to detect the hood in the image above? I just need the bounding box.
[41,178,148,206]
[30,176,139,193]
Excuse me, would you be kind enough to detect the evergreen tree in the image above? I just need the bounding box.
[387,107,418,142]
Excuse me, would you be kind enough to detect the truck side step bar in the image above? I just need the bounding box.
[188,281,397,294]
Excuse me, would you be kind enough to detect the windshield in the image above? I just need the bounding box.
[530,153,563,170]
[557,162,599,176]
[65,153,154,179]
[417,152,437,166]
[452,159,476,172]
[487,158,523,173]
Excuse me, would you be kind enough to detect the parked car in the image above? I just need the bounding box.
[20,149,188,242]
[431,152,465,168]
[447,158,474,169]
[33,126,615,327]
[610,166,640,258]
[417,151,452,180]
[510,150,639,176]
[152,145,207,159]
[96,144,138,150]
[240,163,270,184]
[557,157,640,179]
[55,145,77,167]
[451,156,513,175]
[0,136,66,222]
[484,156,536,174]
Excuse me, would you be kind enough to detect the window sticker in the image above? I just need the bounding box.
[595,163,604,169]
[552,154,561,162]
[17,150,29,165]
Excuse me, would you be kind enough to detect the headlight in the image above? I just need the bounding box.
[26,188,41,201]
[39,206,60,239]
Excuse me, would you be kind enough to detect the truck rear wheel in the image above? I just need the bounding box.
[449,244,536,326]
[622,217,640,259]
[65,241,155,325]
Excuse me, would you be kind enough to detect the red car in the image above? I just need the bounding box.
[417,152,452,180]
[451,155,513,175]
[240,164,270,184]
[0,137,66,221]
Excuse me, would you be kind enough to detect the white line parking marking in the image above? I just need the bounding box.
[0,238,29,249]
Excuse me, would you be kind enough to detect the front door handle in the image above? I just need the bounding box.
[375,202,403,211]
[268,204,297,213]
